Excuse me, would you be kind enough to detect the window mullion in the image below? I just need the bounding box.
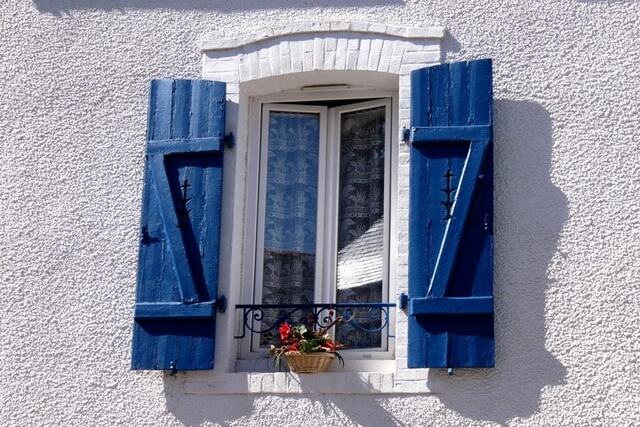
[313,107,329,305]
[326,107,340,306]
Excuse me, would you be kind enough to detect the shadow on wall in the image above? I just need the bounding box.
[33,0,403,15]
[163,375,404,426]
[427,100,568,424]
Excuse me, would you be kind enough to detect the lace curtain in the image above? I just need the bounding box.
[335,107,386,349]
[260,111,319,345]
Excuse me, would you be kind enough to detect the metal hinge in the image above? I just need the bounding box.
[168,361,177,376]
[401,127,411,144]
[224,132,235,148]
[399,293,409,311]
[216,295,227,313]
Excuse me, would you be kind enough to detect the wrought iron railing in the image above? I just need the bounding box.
[234,303,396,345]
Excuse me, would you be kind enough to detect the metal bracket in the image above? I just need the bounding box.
[216,295,227,313]
[224,132,235,148]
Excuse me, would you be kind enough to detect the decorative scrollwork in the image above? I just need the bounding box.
[177,178,191,228]
[234,303,395,343]
[441,167,455,221]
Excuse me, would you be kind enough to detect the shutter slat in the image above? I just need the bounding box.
[408,59,494,369]
[149,80,173,141]
[450,61,469,126]
[469,60,492,125]
[131,79,226,371]
[172,80,192,139]
[431,64,450,126]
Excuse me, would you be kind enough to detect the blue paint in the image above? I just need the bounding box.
[408,59,494,369]
[409,297,493,315]
[135,301,217,319]
[411,125,490,143]
[147,136,224,155]
[131,79,226,371]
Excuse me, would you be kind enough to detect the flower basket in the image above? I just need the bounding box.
[271,319,344,373]
[285,352,336,373]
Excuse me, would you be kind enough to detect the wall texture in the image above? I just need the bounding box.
[1,0,639,426]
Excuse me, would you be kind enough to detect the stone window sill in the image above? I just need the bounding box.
[181,371,432,395]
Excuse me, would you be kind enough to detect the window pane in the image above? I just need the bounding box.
[336,106,386,349]
[260,111,320,345]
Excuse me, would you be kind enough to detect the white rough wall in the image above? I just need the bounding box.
[1,1,639,426]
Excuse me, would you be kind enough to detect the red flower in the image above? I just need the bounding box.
[322,340,343,351]
[278,322,292,341]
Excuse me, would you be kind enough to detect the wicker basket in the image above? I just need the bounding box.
[284,352,336,373]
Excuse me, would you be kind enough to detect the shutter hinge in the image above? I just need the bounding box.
[401,127,411,144]
[169,361,177,376]
[140,226,159,245]
[224,132,235,148]
[216,295,227,313]
[140,226,150,244]
[399,293,409,311]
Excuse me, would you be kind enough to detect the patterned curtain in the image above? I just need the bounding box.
[336,106,386,349]
[260,111,319,345]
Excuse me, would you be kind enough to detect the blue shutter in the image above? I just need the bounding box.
[131,79,226,371]
[408,59,494,368]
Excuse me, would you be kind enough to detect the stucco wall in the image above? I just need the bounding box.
[1,0,639,426]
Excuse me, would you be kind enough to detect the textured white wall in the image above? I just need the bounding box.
[1,0,639,426]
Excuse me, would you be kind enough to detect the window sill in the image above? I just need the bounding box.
[235,358,396,373]
[181,370,432,395]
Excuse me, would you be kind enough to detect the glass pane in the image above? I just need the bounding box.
[336,106,386,349]
[260,111,320,346]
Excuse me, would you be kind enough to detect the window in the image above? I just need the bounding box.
[131,59,494,378]
[240,92,395,367]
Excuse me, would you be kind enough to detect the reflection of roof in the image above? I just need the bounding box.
[337,218,384,290]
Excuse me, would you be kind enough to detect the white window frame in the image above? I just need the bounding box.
[239,88,398,372]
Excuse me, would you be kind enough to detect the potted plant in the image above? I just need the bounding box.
[270,318,344,373]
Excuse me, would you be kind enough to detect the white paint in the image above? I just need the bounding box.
[182,371,428,394]
[2,2,640,426]
[200,21,445,51]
